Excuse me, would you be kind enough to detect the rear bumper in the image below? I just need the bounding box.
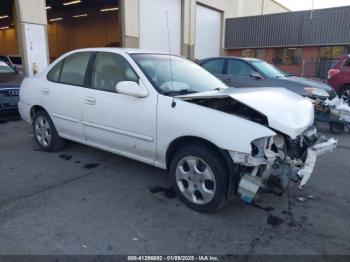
[18,101,32,123]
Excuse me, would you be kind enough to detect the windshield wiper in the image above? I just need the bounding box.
[163,89,198,96]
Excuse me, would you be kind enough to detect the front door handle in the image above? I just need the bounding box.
[42,88,49,95]
[223,78,231,82]
[85,97,96,105]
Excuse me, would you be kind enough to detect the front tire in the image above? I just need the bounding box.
[33,110,65,152]
[170,145,228,212]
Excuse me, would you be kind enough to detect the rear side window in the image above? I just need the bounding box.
[201,59,225,74]
[227,60,255,76]
[60,52,91,86]
[47,61,63,82]
[47,52,92,86]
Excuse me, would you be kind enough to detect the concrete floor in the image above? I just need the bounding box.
[0,118,349,255]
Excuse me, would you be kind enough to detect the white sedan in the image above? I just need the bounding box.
[19,48,337,212]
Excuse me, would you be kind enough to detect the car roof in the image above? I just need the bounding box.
[200,56,263,63]
[63,47,171,56]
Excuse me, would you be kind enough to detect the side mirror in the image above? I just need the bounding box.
[116,81,149,98]
[250,71,263,79]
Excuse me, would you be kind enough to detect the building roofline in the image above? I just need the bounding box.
[270,0,291,12]
[226,4,350,20]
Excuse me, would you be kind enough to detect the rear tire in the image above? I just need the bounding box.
[33,110,65,152]
[169,145,228,212]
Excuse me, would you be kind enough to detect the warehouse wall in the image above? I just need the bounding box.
[184,0,235,57]
[47,12,120,61]
[15,0,48,76]
[0,28,18,54]
[122,0,235,58]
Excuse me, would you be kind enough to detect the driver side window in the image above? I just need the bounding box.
[92,52,139,93]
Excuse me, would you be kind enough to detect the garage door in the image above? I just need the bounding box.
[195,5,221,59]
[139,0,181,55]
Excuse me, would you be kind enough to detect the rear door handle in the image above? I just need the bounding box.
[42,88,49,95]
[85,97,96,105]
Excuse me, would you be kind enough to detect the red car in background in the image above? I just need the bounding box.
[327,55,350,104]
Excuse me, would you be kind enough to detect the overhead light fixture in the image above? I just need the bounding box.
[46,6,52,10]
[0,26,10,30]
[49,17,63,22]
[0,15,9,19]
[73,13,88,18]
[63,0,82,6]
[100,7,119,12]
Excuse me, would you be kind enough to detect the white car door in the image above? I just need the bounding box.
[82,52,157,164]
[43,52,92,142]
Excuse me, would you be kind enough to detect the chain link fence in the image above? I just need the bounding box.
[301,59,338,80]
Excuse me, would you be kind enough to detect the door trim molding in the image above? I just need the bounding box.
[83,121,154,142]
[52,113,80,124]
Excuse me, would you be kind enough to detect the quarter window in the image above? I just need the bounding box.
[92,52,138,93]
[201,59,225,74]
[227,60,255,76]
[60,52,92,86]
[47,61,63,82]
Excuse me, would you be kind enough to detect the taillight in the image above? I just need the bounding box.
[328,69,340,80]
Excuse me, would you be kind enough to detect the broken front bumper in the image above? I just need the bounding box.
[297,137,337,189]
[231,132,337,203]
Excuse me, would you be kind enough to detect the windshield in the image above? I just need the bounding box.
[131,54,227,95]
[0,61,15,73]
[251,61,287,78]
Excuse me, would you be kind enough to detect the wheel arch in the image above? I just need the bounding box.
[30,105,49,122]
[165,136,240,198]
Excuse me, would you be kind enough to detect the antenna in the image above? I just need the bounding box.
[310,0,315,19]
[166,10,176,108]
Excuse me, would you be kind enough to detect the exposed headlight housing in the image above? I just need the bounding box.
[304,87,329,98]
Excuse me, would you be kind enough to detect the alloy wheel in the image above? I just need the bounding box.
[34,116,52,147]
[175,156,216,205]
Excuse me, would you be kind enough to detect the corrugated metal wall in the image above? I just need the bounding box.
[225,6,350,49]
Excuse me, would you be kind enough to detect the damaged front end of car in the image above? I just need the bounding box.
[179,87,337,203]
[232,127,337,203]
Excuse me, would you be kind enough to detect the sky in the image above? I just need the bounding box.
[275,0,350,11]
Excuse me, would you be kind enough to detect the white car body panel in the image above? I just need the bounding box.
[179,87,314,139]
[155,95,276,168]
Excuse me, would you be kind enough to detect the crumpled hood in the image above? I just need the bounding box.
[179,87,314,138]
